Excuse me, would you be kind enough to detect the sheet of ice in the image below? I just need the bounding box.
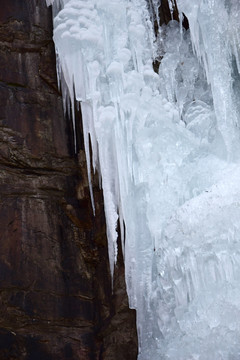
[177,0,240,160]
[47,0,240,358]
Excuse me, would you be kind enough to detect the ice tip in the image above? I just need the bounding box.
[46,0,54,6]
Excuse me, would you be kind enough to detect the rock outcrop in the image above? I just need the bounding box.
[0,1,137,359]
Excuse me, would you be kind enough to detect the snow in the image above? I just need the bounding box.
[46,0,240,358]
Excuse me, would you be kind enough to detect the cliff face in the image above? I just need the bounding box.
[0,1,137,359]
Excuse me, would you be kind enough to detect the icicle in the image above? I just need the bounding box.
[150,0,161,27]
[80,102,96,215]
[179,11,183,39]
[46,0,53,6]
[168,0,174,19]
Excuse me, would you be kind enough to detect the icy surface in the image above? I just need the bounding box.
[47,0,240,358]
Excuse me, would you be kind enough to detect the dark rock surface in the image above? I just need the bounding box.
[0,1,137,359]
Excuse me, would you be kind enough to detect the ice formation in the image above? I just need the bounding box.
[46,0,240,358]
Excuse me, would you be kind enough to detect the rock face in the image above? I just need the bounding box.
[0,1,137,359]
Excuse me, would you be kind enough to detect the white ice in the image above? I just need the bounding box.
[47,0,240,358]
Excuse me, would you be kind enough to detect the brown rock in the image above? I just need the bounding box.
[0,1,137,359]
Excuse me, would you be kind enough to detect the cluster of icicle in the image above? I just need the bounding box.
[46,0,240,359]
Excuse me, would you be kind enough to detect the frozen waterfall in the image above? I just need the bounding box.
[47,0,240,358]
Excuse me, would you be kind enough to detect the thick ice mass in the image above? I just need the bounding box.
[47,0,240,358]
